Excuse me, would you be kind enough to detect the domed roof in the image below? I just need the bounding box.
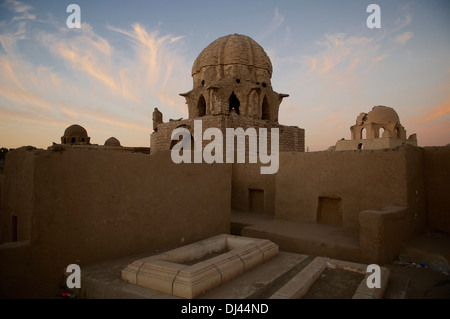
[192,34,273,77]
[365,106,400,124]
[64,124,88,137]
[104,137,121,147]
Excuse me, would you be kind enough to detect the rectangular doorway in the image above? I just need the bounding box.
[249,189,264,214]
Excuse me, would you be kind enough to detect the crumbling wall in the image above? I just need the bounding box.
[0,148,231,298]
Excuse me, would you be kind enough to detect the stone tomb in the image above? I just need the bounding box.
[121,234,278,299]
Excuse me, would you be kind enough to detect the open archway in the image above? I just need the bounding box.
[197,95,206,117]
[229,92,240,115]
[361,127,366,139]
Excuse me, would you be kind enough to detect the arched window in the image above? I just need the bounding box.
[262,96,270,120]
[71,137,75,143]
[358,143,363,150]
[395,127,401,138]
[361,128,366,139]
[197,95,206,117]
[378,127,385,138]
[229,92,240,115]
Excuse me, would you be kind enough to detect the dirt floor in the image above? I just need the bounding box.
[303,268,365,299]
[300,264,450,299]
[384,263,450,299]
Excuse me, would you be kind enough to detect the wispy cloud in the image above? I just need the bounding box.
[258,7,285,41]
[417,98,450,124]
[0,7,191,148]
[393,31,413,45]
[305,33,377,76]
[4,0,36,21]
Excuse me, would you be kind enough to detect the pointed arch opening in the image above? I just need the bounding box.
[229,92,240,115]
[262,96,270,120]
[197,95,206,117]
[378,127,385,138]
[361,127,366,139]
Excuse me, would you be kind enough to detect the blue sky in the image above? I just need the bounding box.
[0,0,449,150]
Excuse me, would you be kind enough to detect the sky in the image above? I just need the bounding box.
[0,0,449,151]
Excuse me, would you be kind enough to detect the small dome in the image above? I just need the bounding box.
[64,124,88,137]
[192,34,273,77]
[104,137,121,147]
[61,124,90,144]
[365,106,400,124]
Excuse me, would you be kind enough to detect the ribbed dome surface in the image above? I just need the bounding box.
[192,34,273,77]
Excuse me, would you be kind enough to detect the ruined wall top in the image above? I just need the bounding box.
[356,106,401,125]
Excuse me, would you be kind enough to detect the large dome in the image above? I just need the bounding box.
[192,34,273,77]
[365,106,400,124]
[64,124,88,137]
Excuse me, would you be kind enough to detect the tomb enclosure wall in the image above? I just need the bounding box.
[0,147,231,298]
[275,145,426,236]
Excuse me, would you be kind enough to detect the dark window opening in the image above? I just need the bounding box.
[262,96,270,120]
[201,80,205,86]
[12,215,17,242]
[317,197,343,225]
[63,138,66,143]
[358,143,363,150]
[236,79,240,83]
[229,92,240,115]
[262,82,267,88]
[81,137,85,142]
[71,137,75,143]
[197,95,206,117]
